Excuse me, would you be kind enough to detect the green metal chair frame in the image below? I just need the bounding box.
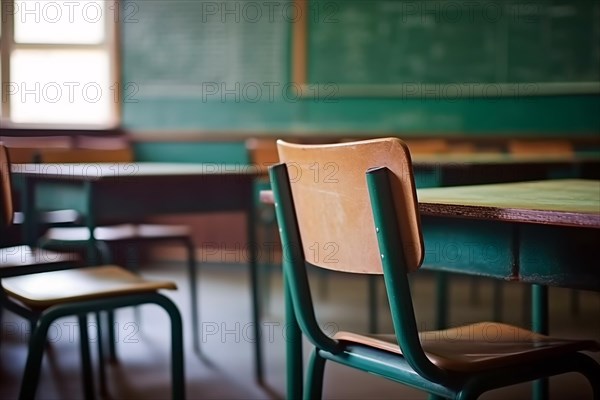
[2,289,184,400]
[269,138,600,400]
[38,226,199,355]
[1,144,185,399]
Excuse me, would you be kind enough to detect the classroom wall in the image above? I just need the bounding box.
[121,0,600,137]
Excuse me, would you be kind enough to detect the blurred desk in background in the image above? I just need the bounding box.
[12,162,267,383]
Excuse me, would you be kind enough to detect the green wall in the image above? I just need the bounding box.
[121,0,600,136]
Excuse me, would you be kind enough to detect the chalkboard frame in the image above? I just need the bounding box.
[292,0,600,98]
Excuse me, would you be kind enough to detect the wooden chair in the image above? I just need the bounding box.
[0,144,185,399]
[1,142,81,297]
[1,144,82,331]
[32,147,202,354]
[269,138,600,399]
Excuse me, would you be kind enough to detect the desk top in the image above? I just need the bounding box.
[12,162,259,181]
[411,152,599,166]
[260,179,600,228]
[418,179,600,228]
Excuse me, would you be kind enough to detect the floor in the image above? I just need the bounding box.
[1,260,599,400]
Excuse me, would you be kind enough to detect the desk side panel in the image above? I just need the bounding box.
[519,225,600,291]
[421,217,514,280]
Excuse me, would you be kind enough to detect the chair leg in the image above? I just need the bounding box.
[572,353,600,399]
[127,244,144,325]
[454,389,478,400]
[107,309,117,362]
[259,219,275,315]
[78,314,96,400]
[96,312,109,397]
[152,293,186,400]
[468,276,481,306]
[183,238,201,355]
[368,275,378,333]
[19,318,54,399]
[492,280,503,322]
[304,348,326,400]
[435,272,449,330]
[18,294,185,400]
[455,379,484,400]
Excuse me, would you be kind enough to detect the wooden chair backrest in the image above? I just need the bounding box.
[277,138,423,274]
[0,144,14,228]
[37,148,134,163]
[508,139,574,155]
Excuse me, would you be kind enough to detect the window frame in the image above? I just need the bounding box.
[0,0,121,131]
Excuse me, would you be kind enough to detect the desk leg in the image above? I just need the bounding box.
[435,272,448,330]
[84,181,100,266]
[368,275,378,333]
[532,284,548,400]
[247,197,263,384]
[22,177,38,247]
[284,270,303,399]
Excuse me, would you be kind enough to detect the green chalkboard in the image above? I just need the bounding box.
[308,0,600,95]
[120,0,600,134]
[122,0,289,99]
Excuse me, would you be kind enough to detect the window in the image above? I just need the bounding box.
[1,0,119,128]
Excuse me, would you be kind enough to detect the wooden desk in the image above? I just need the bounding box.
[12,162,266,383]
[263,178,600,398]
[418,179,600,289]
[411,153,600,187]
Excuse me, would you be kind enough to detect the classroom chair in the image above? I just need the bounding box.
[31,147,202,354]
[269,138,600,400]
[1,143,81,318]
[0,144,185,400]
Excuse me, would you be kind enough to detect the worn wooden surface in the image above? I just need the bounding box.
[418,179,600,228]
[277,138,423,273]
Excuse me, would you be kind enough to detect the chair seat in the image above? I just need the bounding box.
[44,224,191,242]
[13,210,81,225]
[2,265,177,309]
[335,322,600,373]
[1,245,79,275]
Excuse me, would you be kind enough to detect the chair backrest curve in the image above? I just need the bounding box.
[277,138,424,273]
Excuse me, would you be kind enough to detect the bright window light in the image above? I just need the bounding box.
[10,50,112,124]
[14,0,105,44]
